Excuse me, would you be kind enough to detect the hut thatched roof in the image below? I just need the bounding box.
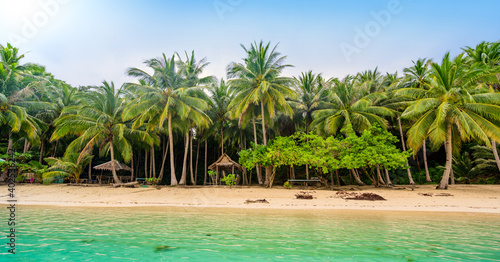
[93,160,132,172]
[208,153,242,172]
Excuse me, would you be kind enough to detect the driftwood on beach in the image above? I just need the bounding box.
[66,183,100,187]
[112,181,139,188]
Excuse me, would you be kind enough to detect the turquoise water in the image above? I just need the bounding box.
[2,206,500,261]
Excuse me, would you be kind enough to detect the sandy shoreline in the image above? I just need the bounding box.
[1,184,500,214]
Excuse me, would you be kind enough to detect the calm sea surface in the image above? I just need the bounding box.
[1,206,499,261]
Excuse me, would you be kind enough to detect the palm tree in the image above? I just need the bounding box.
[227,41,295,186]
[0,43,26,94]
[397,53,500,189]
[0,44,42,156]
[311,75,394,135]
[311,75,394,185]
[208,79,233,155]
[44,152,93,183]
[289,71,328,179]
[124,53,210,185]
[463,41,500,171]
[51,81,155,184]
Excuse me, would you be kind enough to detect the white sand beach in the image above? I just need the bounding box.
[1,184,499,214]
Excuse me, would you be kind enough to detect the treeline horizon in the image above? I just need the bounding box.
[1,40,500,189]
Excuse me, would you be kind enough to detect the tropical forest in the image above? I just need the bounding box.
[2,40,500,190]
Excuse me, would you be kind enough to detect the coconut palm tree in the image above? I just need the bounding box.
[124,53,210,185]
[208,79,234,155]
[402,58,432,183]
[397,53,500,189]
[463,41,500,171]
[51,81,156,184]
[289,71,328,179]
[44,152,93,183]
[227,41,295,186]
[311,75,394,135]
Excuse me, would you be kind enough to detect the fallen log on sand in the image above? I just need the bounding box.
[245,199,269,204]
[112,181,139,188]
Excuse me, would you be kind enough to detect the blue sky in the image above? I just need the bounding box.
[1,0,499,87]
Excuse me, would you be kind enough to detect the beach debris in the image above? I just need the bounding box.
[154,245,175,253]
[345,193,386,201]
[418,193,434,197]
[295,191,313,199]
[244,199,269,204]
[435,193,453,197]
[334,191,358,198]
[112,181,139,188]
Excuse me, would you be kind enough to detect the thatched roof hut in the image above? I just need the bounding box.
[208,153,242,173]
[93,160,132,172]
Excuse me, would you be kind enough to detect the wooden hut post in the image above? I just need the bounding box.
[216,165,219,185]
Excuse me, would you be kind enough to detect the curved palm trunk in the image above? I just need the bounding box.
[168,113,178,185]
[179,131,189,185]
[492,140,500,172]
[437,123,452,189]
[195,139,200,185]
[158,140,169,182]
[110,143,122,184]
[423,140,431,182]
[252,114,263,184]
[398,116,415,185]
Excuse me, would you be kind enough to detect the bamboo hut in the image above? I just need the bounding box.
[93,160,132,183]
[208,153,242,185]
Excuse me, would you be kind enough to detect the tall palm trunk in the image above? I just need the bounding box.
[144,149,148,178]
[437,123,452,189]
[110,143,122,184]
[7,130,13,154]
[398,116,415,185]
[252,114,263,184]
[260,99,271,186]
[23,140,30,153]
[195,139,200,185]
[179,131,189,185]
[492,140,500,172]
[168,113,178,185]
[189,127,195,185]
[305,123,309,179]
[423,140,431,182]
[39,139,45,163]
[88,162,92,181]
[220,122,224,155]
[150,145,155,178]
[204,140,207,185]
[158,140,169,182]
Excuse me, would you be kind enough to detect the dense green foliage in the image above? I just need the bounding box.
[1,40,500,188]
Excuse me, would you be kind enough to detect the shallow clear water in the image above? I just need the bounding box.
[2,206,500,261]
